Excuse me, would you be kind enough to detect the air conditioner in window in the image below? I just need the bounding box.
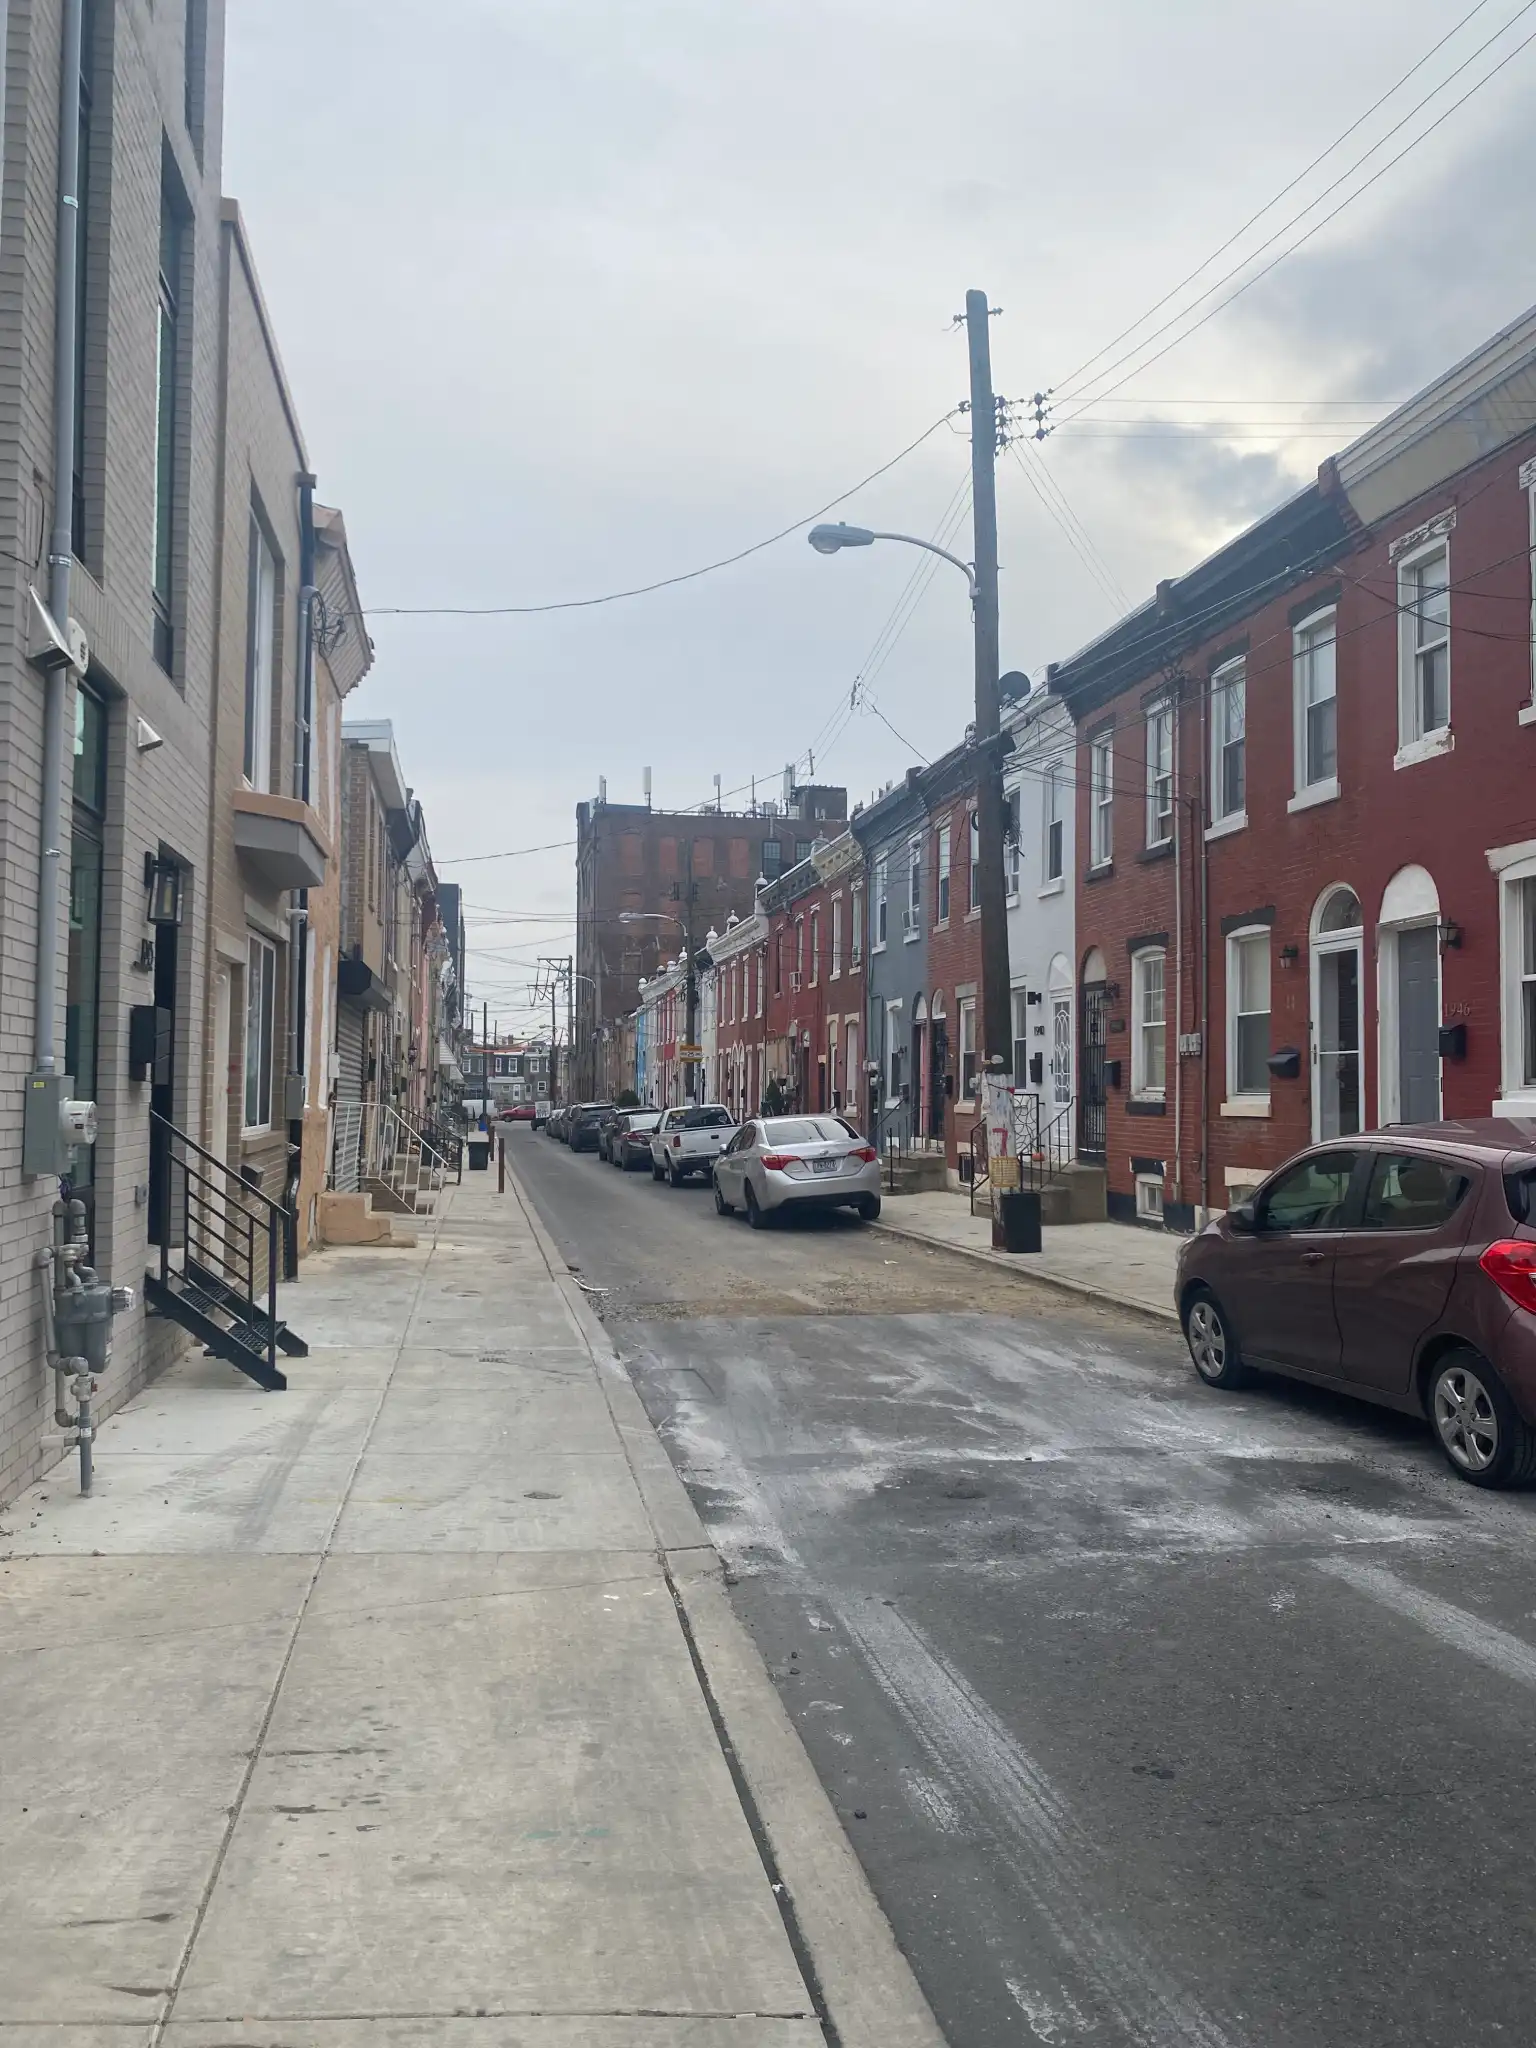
[902,909,917,934]
[789,970,802,993]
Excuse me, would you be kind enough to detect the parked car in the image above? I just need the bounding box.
[532,1099,552,1130]
[498,1103,535,1123]
[596,1107,625,1161]
[610,1108,663,1169]
[545,1105,569,1141]
[567,1101,615,1153]
[649,1104,738,1186]
[1176,1119,1536,1488]
[713,1115,881,1227]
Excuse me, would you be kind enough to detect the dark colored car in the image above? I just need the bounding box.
[1176,1119,1536,1487]
[567,1101,615,1153]
[610,1108,662,1169]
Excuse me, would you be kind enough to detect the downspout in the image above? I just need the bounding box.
[1199,672,1212,1225]
[34,0,85,1083]
[283,473,317,1275]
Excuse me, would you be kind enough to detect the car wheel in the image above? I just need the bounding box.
[714,1181,733,1216]
[745,1185,767,1230]
[1183,1287,1252,1389]
[1429,1349,1536,1488]
[855,1194,882,1222]
[651,1161,663,1181]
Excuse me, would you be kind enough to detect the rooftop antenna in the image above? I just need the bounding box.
[643,765,652,810]
[713,772,722,812]
[782,763,793,810]
[598,775,607,805]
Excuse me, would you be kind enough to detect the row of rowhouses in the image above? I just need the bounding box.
[625,301,1536,1228]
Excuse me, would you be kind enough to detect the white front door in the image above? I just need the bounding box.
[1312,938,1363,1141]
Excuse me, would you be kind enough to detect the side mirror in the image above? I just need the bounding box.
[1228,1200,1258,1234]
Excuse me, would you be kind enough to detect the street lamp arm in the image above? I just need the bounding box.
[862,531,978,598]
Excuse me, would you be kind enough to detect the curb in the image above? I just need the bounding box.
[869,1213,1181,1326]
[505,1151,947,2048]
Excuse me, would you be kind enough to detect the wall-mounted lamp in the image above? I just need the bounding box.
[1438,918,1463,954]
[1279,943,1300,967]
[144,852,183,927]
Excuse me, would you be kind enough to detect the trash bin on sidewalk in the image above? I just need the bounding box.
[467,1138,491,1172]
[993,1188,1041,1254]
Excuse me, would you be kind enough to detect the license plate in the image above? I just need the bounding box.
[813,1158,838,1174]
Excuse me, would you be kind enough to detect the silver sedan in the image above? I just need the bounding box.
[712,1116,883,1228]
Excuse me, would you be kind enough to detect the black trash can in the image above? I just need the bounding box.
[467,1138,491,1173]
[993,1188,1042,1254]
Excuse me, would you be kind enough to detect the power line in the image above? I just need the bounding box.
[362,413,958,618]
[1009,443,1131,612]
[437,837,576,866]
[1055,4,1536,419]
[1053,0,1506,400]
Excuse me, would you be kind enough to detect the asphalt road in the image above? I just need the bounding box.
[512,1126,1536,2048]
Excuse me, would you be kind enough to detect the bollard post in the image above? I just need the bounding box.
[497,1135,505,1194]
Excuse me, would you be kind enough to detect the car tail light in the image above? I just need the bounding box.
[852,1145,876,1163]
[760,1152,796,1171]
[672,1134,681,1148]
[1479,1239,1536,1314]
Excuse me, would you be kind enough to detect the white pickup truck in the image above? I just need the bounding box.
[649,1104,739,1186]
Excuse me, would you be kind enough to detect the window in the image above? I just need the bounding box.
[755,950,763,1015]
[795,918,804,985]
[1210,661,1245,823]
[1399,541,1450,745]
[1091,732,1113,866]
[244,935,277,1131]
[1360,1152,1471,1231]
[1228,930,1271,1100]
[760,840,783,881]
[851,886,864,964]
[959,997,978,1099]
[1259,1152,1358,1232]
[1011,988,1029,1084]
[831,896,842,977]
[809,910,820,983]
[244,512,277,788]
[1051,994,1072,1109]
[874,858,888,947]
[1043,769,1063,882]
[1006,789,1022,895]
[907,840,921,931]
[773,933,782,996]
[1146,702,1173,846]
[1136,1174,1164,1223]
[1131,949,1166,1098]
[968,810,980,911]
[152,180,184,672]
[936,825,951,923]
[184,0,208,146]
[886,1006,904,1100]
[1527,468,1536,708]
[1293,614,1336,792]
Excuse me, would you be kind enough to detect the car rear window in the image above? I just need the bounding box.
[679,1106,733,1129]
[625,1112,661,1131]
[1505,1167,1536,1224]
[762,1118,848,1144]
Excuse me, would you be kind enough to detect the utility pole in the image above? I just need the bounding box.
[682,840,699,1105]
[966,288,1013,1085]
[481,999,488,1121]
[565,954,574,1105]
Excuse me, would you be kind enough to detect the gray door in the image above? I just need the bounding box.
[1396,925,1440,1124]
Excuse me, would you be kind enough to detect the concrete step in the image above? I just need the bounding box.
[882,1152,950,1194]
[1037,1162,1108,1224]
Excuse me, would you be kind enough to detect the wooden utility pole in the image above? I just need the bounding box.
[966,288,1013,1079]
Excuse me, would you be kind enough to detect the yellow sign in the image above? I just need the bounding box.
[677,1043,703,1059]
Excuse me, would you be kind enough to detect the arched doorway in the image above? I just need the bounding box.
[1377,864,1441,1125]
[929,993,949,1141]
[913,994,929,1140]
[1048,953,1074,1125]
[1079,947,1108,1161]
[1310,885,1362,1140]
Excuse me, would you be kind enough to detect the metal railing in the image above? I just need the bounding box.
[151,1111,286,1384]
[970,1093,1076,1213]
[331,1100,450,1212]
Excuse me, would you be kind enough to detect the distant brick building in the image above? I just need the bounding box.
[575,780,847,1096]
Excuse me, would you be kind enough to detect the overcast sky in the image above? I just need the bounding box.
[223,0,1536,1034]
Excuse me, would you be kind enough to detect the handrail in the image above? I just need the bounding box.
[150,1111,283,1385]
[150,1110,287,1218]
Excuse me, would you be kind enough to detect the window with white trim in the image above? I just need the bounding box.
[1136,1174,1164,1223]
[874,858,888,948]
[1090,732,1113,866]
[1005,789,1021,895]
[1293,610,1337,792]
[809,910,820,985]
[1209,659,1245,823]
[1146,702,1173,847]
[851,885,863,965]
[830,895,842,978]
[936,824,951,923]
[907,839,921,933]
[1227,929,1271,1101]
[244,933,276,1132]
[1504,870,1536,1098]
[1011,988,1029,1084]
[1043,764,1064,880]
[1131,948,1166,1099]
[1399,540,1450,744]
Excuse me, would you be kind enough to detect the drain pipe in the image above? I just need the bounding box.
[33,0,85,1083]
[282,475,319,1276]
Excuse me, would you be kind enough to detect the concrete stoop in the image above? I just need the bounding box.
[317,1189,418,1247]
[1038,1161,1109,1225]
[883,1151,950,1194]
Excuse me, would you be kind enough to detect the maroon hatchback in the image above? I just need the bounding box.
[1175,1119,1536,1487]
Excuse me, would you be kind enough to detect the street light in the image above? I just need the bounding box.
[807,523,978,599]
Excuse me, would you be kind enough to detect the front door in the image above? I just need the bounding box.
[1333,1148,1478,1395]
[929,1021,948,1139]
[1397,925,1441,1123]
[1079,982,1108,1160]
[147,911,180,1247]
[1313,941,1362,1140]
[1234,1149,1363,1375]
[1051,996,1072,1116]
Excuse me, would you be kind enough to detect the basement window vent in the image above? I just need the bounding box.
[1135,1173,1164,1223]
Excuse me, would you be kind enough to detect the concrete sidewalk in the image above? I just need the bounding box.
[874,1189,1183,1323]
[0,1169,941,2047]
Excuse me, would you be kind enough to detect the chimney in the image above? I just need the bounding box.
[713,772,722,812]
[598,775,607,805]
[643,766,652,809]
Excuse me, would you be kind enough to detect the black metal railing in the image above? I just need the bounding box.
[422,1112,464,1184]
[151,1111,287,1384]
[1016,1094,1075,1194]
